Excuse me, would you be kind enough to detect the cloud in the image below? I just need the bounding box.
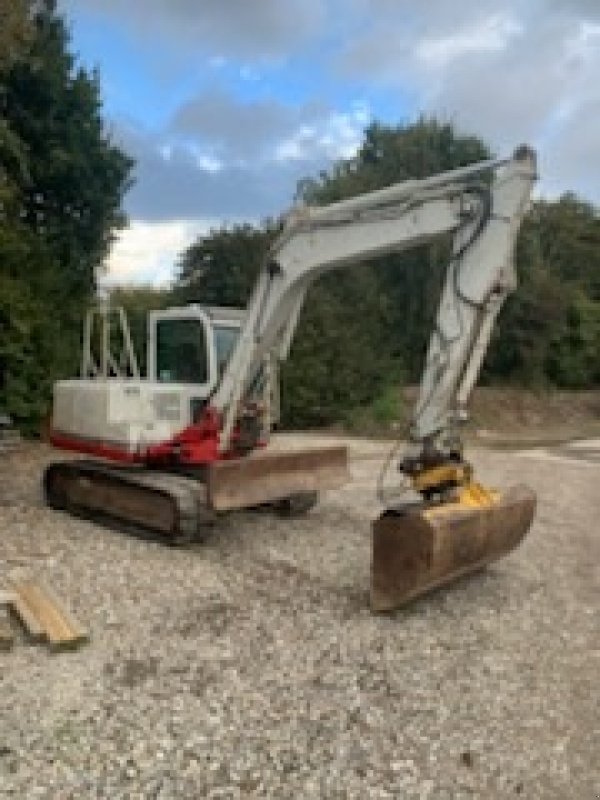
[171,88,369,165]
[414,14,523,69]
[113,97,371,224]
[60,0,599,284]
[103,219,217,286]
[545,96,600,200]
[335,2,600,201]
[546,0,600,19]
[170,89,306,161]
[274,105,370,162]
[62,0,326,61]
[425,21,574,141]
[115,126,293,221]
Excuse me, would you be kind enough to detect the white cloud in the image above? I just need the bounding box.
[274,104,371,163]
[158,141,222,173]
[194,152,224,174]
[239,65,260,81]
[103,219,216,286]
[274,125,317,162]
[335,3,600,202]
[415,13,523,69]
[62,0,327,62]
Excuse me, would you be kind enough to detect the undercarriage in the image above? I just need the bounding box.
[44,446,348,544]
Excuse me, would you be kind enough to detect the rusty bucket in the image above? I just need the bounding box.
[371,484,536,611]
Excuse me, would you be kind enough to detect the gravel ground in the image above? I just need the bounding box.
[0,437,598,799]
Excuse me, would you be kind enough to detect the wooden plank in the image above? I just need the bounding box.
[35,581,88,652]
[9,590,45,641]
[0,609,13,651]
[0,590,14,606]
[10,579,88,651]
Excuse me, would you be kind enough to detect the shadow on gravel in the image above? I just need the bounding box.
[104,656,160,688]
[178,600,243,638]
[381,566,538,621]
[245,556,369,616]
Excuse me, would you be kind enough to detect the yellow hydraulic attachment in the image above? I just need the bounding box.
[426,480,499,514]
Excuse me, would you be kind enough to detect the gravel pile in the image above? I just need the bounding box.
[0,438,598,799]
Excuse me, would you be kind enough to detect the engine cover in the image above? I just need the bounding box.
[51,379,203,454]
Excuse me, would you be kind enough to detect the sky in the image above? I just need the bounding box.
[58,0,600,286]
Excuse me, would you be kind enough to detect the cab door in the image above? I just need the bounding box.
[147,306,217,397]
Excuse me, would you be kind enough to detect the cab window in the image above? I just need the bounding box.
[156,318,208,384]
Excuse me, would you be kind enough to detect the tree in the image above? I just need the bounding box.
[300,118,492,381]
[0,0,133,429]
[486,194,600,387]
[0,0,33,73]
[173,223,274,308]
[0,1,33,224]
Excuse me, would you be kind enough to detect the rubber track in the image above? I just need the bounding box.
[44,460,214,544]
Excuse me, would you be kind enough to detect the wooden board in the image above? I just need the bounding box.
[0,609,13,651]
[10,579,88,651]
[9,590,45,641]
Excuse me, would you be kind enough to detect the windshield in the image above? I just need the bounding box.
[156,318,208,384]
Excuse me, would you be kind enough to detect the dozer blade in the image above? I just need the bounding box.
[371,484,536,611]
[207,446,349,512]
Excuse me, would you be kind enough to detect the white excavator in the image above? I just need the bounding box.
[45,145,538,611]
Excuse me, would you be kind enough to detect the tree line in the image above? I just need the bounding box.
[1,2,598,432]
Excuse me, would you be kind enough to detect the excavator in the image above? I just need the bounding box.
[45,145,538,611]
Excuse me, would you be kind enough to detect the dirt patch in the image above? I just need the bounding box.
[466,387,600,439]
[400,386,600,444]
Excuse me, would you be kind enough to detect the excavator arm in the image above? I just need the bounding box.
[209,146,538,611]
[214,146,537,463]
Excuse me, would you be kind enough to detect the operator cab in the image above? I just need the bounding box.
[148,305,244,390]
[51,304,245,456]
[147,305,244,427]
